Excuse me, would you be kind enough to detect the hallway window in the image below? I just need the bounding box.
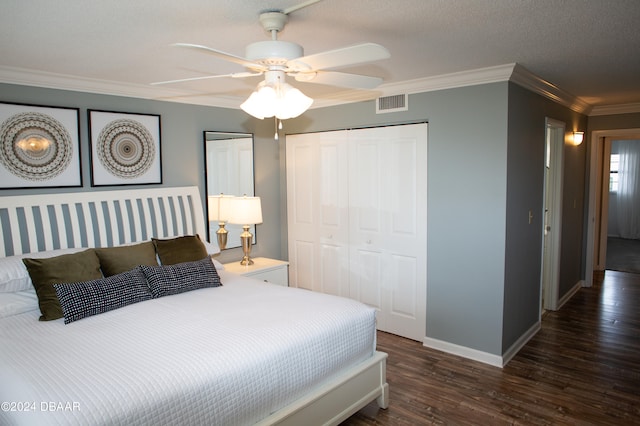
[610,153,619,192]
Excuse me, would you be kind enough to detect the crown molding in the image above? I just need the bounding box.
[0,65,242,109]
[310,64,517,109]
[508,64,592,114]
[0,63,600,116]
[378,63,517,96]
[317,63,595,116]
[588,102,640,116]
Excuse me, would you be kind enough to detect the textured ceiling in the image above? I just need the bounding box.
[2,0,640,112]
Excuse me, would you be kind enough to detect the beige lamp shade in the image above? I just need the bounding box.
[228,196,263,225]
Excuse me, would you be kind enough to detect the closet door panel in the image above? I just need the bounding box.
[320,243,348,297]
[319,144,342,227]
[348,124,427,341]
[317,134,349,296]
[291,240,314,291]
[287,132,349,296]
[389,254,418,318]
[350,248,383,309]
[287,140,316,290]
[390,139,417,236]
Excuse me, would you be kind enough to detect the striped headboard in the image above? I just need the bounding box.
[0,186,205,258]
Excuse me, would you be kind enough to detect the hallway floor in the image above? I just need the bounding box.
[606,236,640,274]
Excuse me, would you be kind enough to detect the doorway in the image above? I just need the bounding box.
[598,137,640,274]
[541,118,565,311]
[585,128,640,285]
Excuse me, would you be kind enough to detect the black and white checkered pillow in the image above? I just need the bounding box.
[53,267,152,324]
[140,257,222,299]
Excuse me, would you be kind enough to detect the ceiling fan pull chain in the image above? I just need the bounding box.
[274,117,279,140]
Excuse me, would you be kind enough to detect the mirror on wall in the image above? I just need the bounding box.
[204,131,255,250]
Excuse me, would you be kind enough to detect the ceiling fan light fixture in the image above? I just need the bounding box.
[277,83,313,119]
[240,72,313,120]
[241,83,277,119]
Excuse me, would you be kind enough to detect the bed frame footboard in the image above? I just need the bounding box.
[257,351,388,426]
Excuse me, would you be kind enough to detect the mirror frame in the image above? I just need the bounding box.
[203,131,255,250]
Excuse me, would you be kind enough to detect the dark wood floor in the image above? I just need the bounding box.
[342,270,640,425]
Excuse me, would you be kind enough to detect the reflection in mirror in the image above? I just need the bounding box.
[204,132,255,250]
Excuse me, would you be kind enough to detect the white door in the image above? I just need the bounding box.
[286,123,427,341]
[348,124,427,341]
[541,119,564,311]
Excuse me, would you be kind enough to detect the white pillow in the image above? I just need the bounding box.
[203,239,221,256]
[0,289,39,318]
[0,248,85,293]
[211,258,224,271]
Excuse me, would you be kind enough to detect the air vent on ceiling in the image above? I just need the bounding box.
[376,94,408,114]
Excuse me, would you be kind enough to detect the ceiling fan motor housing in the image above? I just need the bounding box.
[245,41,304,65]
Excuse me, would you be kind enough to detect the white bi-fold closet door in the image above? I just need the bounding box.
[286,123,427,341]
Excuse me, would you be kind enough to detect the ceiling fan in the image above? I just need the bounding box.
[153,0,390,120]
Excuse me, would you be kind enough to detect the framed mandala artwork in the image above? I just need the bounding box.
[0,102,81,189]
[89,110,162,186]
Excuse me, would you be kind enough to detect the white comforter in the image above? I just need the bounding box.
[0,271,376,426]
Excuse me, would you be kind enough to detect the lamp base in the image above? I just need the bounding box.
[239,225,254,265]
[240,256,254,266]
[216,223,228,251]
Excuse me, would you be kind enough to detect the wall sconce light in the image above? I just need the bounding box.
[228,195,263,265]
[572,131,584,146]
[208,194,235,250]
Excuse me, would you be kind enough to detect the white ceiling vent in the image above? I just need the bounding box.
[376,94,408,114]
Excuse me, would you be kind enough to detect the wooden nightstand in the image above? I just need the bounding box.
[222,257,289,286]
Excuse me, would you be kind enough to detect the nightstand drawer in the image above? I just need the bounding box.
[222,257,289,287]
[245,267,288,286]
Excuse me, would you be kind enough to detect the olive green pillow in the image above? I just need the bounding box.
[23,249,102,321]
[95,241,158,277]
[152,235,209,265]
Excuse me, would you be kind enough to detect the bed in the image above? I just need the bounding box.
[0,186,388,426]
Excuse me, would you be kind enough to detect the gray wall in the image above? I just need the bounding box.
[503,83,587,352]
[0,83,284,264]
[588,112,640,132]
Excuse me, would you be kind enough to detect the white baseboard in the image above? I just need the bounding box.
[557,281,582,309]
[501,321,541,366]
[422,337,504,368]
[423,320,541,368]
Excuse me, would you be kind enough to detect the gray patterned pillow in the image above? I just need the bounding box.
[53,267,152,324]
[140,257,222,299]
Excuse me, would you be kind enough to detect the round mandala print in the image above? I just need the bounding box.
[96,118,155,178]
[0,112,73,181]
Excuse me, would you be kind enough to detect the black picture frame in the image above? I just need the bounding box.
[0,101,82,189]
[88,109,162,186]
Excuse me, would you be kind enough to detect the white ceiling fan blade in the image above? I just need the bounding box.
[151,72,261,86]
[294,71,383,89]
[281,0,323,15]
[288,43,390,72]
[171,43,266,72]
